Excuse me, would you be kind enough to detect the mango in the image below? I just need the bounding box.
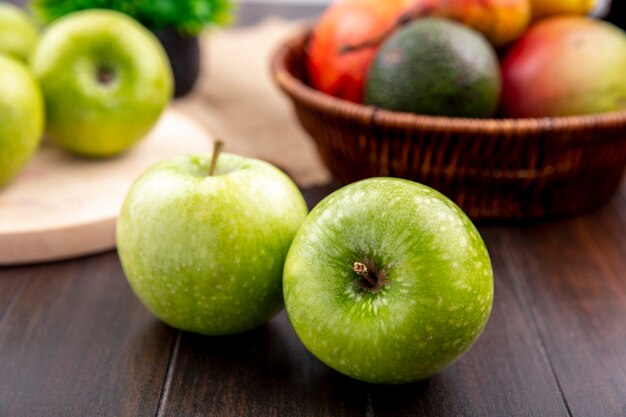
[530,0,598,20]
[434,0,531,46]
[307,0,414,102]
[501,16,626,118]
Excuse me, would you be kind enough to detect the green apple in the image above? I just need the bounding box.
[0,55,44,187]
[283,178,494,384]
[0,3,39,62]
[117,148,309,335]
[31,10,172,157]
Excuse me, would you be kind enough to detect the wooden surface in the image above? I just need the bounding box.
[0,181,625,417]
[1,3,625,417]
[0,110,211,265]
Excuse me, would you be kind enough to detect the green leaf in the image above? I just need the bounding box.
[30,0,234,34]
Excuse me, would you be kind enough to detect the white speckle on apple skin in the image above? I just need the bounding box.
[283,178,494,384]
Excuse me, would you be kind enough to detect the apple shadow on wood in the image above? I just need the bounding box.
[154,310,435,413]
[154,314,351,412]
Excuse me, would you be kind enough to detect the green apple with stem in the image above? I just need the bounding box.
[0,55,44,187]
[31,10,172,157]
[0,3,39,62]
[283,178,494,384]
[117,142,309,335]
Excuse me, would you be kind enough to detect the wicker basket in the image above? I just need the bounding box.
[271,31,626,220]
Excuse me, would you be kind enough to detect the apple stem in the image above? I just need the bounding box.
[208,140,224,176]
[354,262,376,287]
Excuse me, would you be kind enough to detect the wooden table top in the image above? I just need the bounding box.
[1,3,625,417]
[1,180,625,416]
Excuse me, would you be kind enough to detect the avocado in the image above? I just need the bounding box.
[364,18,501,118]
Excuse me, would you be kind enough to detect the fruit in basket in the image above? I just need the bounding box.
[529,0,598,20]
[307,0,414,103]
[31,10,172,157]
[0,3,39,62]
[365,18,501,118]
[283,178,494,384]
[501,17,626,118]
[307,0,528,103]
[432,0,531,46]
[0,56,44,187]
[117,145,308,335]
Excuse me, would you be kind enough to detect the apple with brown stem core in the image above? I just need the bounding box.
[283,178,494,383]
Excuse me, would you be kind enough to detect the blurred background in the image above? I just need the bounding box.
[4,0,330,23]
[3,0,622,26]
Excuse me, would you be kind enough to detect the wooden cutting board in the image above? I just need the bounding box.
[0,109,212,265]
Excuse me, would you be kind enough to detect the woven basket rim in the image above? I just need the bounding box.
[271,29,626,134]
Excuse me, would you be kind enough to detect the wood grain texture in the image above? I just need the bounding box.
[0,183,624,416]
[493,190,626,417]
[159,313,367,417]
[0,268,31,336]
[0,253,176,417]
